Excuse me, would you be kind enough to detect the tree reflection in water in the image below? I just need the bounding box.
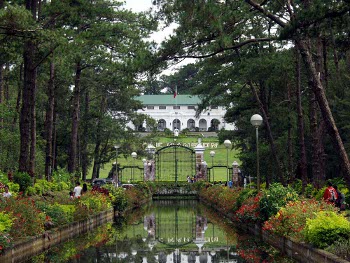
[25,200,295,263]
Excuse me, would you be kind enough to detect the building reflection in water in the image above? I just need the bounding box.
[114,200,239,263]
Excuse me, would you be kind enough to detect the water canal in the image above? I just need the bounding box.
[24,200,295,263]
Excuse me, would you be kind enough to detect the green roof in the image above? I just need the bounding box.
[135,95,201,106]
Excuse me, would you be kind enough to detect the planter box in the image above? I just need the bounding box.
[200,197,349,263]
[0,209,115,263]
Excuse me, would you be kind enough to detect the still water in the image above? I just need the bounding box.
[26,200,295,263]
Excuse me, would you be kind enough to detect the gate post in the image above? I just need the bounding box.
[194,138,205,180]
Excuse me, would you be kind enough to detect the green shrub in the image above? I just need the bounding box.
[7,182,19,193]
[45,203,75,226]
[0,172,9,185]
[25,186,37,196]
[314,187,327,201]
[111,187,128,211]
[0,197,46,238]
[35,179,55,194]
[13,172,32,192]
[304,211,350,248]
[259,183,298,221]
[58,181,69,191]
[234,188,257,211]
[51,168,73,188]
[0,212,13,233]
[263,199,336,241]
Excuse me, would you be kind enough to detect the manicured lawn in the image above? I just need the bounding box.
[88,134,240,182]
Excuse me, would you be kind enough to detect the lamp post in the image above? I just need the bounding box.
[131,152,137,182]
[232,161,239,187]
[224,139,232,183]
[210,150,215,183]
[146,143,156,159]
[250,114,263,191]
[114,145,120,185]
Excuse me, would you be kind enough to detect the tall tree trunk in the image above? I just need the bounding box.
[45,58,55,180]
[52,110,57,171]
[81,89,90,181]
[309,86,320,187]
[68,61,81,174]
[295,50,308,192]
[13,64,23,129]
[249,82,286,186]
[315,38,327,186]
[19,40,36,174]
[29,67,37,177]
[92,96,107,180]
[92,143,101,180]
[296,38,350,189]
[287,82,293,183]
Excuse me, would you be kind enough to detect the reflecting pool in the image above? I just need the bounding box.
[25,200,295,263]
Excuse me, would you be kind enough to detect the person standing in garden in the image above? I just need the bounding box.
[2,185,12,198]
[323,181,338,204]
[73,182,83,198]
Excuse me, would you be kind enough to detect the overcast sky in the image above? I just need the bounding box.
[123,0,193,76]
[124,0,153,13]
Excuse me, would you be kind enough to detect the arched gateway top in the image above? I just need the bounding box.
[155,144,195,155]
[155,144,196,182]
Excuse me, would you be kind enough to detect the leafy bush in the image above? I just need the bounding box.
[7,182,19,193]
[200,186,242,214]
[51,168,73,188]
[0,197,46,238]
[304,211,350,248]
[0,172,9,185]
[25,186,37,196]
[13,172,32,192]
[109,187,128,211]
[235,193,262,223]
[45,204,75,226]
[0,233,12,254]
[263,199,336,241]
[259,183,298,221]
[234,188,257,211]
[0,212,13,232]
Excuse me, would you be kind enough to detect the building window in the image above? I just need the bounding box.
[147,106,154,110]
[173,106,180,109]
[159,106,166,110]
[188,106,195,109]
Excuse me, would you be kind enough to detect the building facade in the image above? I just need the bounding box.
[129,95,235,132]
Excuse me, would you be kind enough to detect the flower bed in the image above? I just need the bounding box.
[199,183,350,262]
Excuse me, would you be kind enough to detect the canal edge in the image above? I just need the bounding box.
[199,197,350,263]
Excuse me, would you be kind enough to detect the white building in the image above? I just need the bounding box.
[129,95,235,132]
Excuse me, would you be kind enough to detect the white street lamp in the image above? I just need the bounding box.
[131,152,137,182]
[210,150,215,182]
[232,161,239,187]
[146,143,156,159]
[224,140,232,183]
[250,114,263,191]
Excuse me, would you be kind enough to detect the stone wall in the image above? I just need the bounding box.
[0,209,114,263]
[200,198,349,263]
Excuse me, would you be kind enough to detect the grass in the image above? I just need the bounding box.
[88,135,240,182]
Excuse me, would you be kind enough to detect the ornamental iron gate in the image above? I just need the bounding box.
[118,166,144,183]
[155,145,196,182]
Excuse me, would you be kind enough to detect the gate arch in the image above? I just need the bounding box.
[155,145,196,182]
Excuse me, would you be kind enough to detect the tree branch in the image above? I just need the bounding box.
[171,37,274,59]
[244,0,287,27]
